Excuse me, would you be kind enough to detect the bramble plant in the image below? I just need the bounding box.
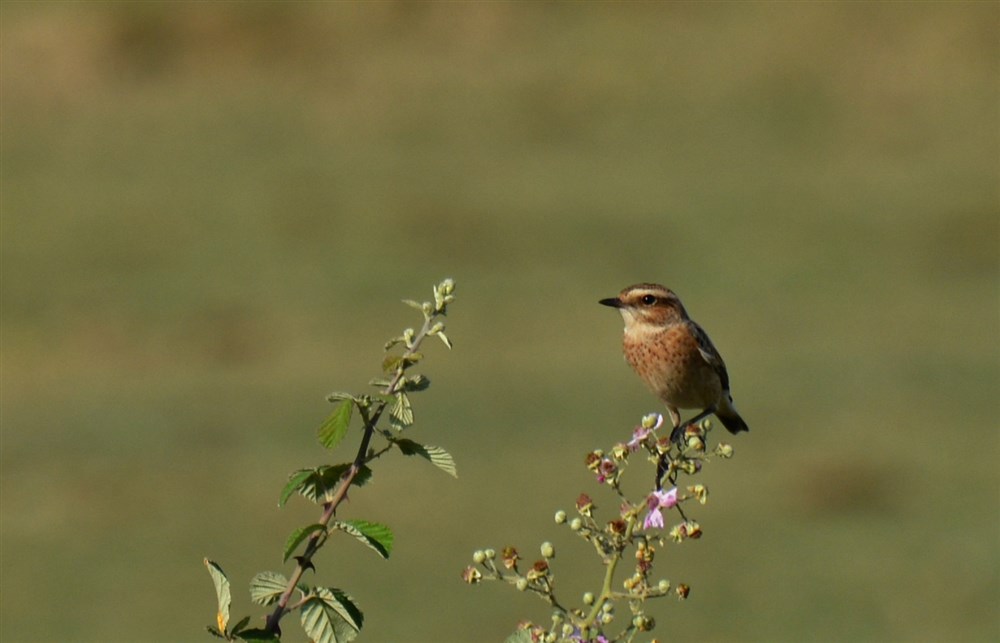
[205,278,457,642]
[463,413,734,643]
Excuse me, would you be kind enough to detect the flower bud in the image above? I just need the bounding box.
[657,579,671,593]
[540,542,555,559]
[515,578,528,591]
[641,413,663,430]
[582,592,595,605]
[715,443,734,458]
[472,550,486,564]
[569,518,583,531]
[554,510,567,524]
[688,484,708,505]
[676,583,690,599]
[484,548,496,560]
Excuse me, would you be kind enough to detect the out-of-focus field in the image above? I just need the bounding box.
[2,3,997,642]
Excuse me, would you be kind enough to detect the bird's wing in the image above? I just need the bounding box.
[689,321,731,391]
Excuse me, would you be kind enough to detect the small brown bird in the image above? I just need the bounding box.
[600,283,749,440]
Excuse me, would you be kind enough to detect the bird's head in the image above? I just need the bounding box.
[599,283,687,328]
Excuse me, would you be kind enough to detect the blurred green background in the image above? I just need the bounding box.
[2,3,997,642]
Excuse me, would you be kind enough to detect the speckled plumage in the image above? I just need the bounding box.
[600,283,749,435]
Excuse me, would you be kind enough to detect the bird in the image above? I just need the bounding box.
[600,283,749,442]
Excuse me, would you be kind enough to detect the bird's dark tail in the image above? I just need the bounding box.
[717,411,749,434]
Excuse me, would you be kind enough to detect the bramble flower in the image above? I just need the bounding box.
[596,458,617,483]
[628,413,664,451]
[642,487,678,530]
[502,546,520,570]
[462,565,482,584]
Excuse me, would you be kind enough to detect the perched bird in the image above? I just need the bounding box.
[600,283,749,440]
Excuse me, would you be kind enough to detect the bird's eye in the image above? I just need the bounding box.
[641,294,657,305]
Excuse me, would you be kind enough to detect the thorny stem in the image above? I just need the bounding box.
[263,311,442,635]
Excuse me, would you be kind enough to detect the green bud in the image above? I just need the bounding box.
[554,510,567,524]
[516,578,528,592]
[569,518,583,531]
[582,592,595,605]
[540,542,555,559]
[472,550,486,564]
[658,579,671,593]
[484,548,496,560]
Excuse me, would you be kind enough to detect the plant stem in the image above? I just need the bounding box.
[263,311,440,635]
[581,513,638,636]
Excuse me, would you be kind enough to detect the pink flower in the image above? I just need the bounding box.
[642,487,678,530]
[628,414,663,451]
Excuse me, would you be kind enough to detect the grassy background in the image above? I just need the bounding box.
[2,3,997,642]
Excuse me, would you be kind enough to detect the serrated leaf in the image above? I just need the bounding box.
[283,523,326,562]
[279,469,315,507]
[204,559,231,635]
[368,377,392,389]
[249,571,288,606]
[389,393,413,429]
[318,401,353,450]
[297,465,372,504]
[300,587,363,643]
[401,374,430,392]
[395,439,458,478]
[331,520,394,559]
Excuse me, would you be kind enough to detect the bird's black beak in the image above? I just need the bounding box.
[599,297,623,308]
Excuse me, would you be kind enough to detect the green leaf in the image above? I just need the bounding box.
[330,520,394,559]
[230,616,251,637]
[318,401,353,450]
[381,354,403,373]
[389,392,413,429]
[325,391,355,403]
[300,588,363,643]
[294,464,372,504]
[401,374,430,392]
[503,629,535,643]
[401,299,426,312]
[279,469,315,507]
[249,571,287,606]
[395,439,458,478]
[283,523,326,562]
[204,559,231,635]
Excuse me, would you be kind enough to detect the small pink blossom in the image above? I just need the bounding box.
[628,414,663,451]
[642,487,678,530]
